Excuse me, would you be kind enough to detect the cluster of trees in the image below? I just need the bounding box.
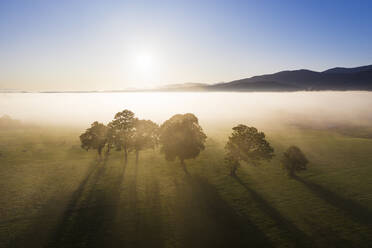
[80,109,308,176]
[224,125,308,177]
[80,110,159,164]
[80,110,206,172]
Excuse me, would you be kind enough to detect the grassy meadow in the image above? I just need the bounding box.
[1,124,372,248]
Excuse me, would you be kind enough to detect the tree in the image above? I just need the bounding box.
[109,109,136,164]
[159,113,207,174]
[80,121,108,157]
[132,119,159,164]
[105,122,116,156]
[281,146,308,177]
[225,124,274,176]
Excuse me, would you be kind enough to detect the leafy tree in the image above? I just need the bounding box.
[159,113,207,174]
[132,119,159,164]
[225,124,274,176]
[109,109,136,164]
[80,121,108,157]
[105,122,116,155]
[281,146,308,177]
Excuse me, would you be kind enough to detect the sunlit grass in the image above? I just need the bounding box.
[1,125,372,247]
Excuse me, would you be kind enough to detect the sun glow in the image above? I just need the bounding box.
[127,48,165,88]
[135,52,154,73]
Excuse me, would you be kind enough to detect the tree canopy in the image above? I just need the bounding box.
[80,121,108,157]
[109,109,136,163]
[225,124,274,176]
[281,146,308,177]
[132,119,159,163]
[159,113,207,173]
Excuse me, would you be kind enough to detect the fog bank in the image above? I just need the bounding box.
[1,92,372,128]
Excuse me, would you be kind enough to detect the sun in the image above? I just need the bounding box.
[127,48,164,87]
[134,52,154,73]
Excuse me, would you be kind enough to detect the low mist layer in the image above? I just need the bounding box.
[1,92,372,129]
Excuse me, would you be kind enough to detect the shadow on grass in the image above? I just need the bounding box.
[141,178,164,248]
[110,161,139,247]
[112,163,164,248]
[7,159,102,248]
[234,176,313,248]
[46,158,127,248]
[173,174,273,248]
[294,175,372,228]
[303,218,355,248]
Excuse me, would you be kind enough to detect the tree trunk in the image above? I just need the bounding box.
[124,148,128,165]
[230,165,237,177]
[98,147,102,158]
[180,159,188,174]
[106,144,110,155]
[135,150,139,165]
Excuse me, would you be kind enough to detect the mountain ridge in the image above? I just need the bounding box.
[2,64,372,93]
[204,64,372,92]
[155,64,372,92]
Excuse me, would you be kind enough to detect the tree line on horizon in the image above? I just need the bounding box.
[80,109,308,176]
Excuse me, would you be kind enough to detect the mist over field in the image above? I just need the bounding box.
[2,92,372,129]
[2,0,372,247]
[1,91,372,248]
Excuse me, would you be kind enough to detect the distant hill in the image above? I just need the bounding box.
[157,83,208,91]
[322,65,372,74]
[3,65,372,93]
[206,65,372,92]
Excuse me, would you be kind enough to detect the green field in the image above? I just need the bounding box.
[1,125,372,248]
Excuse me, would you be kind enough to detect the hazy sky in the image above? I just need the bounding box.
[1,0,372,91]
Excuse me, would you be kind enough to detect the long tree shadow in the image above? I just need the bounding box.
[9,159,102,248]
[173,174,274,248]
[46,158,127,248]
[94,160,128,248]
[234,176,313,248]
[140,177,164,248]
[294,175,372,228]
[113,163,164,248]
[109,162,139,247]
